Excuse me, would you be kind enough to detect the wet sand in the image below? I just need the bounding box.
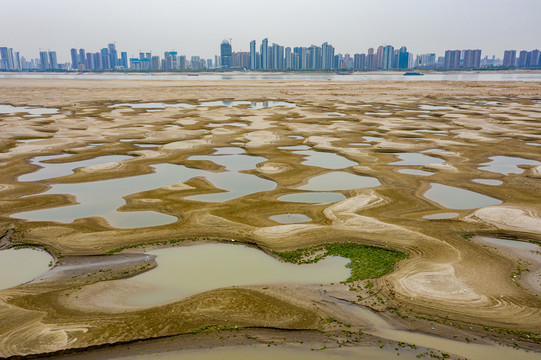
[0,79,540,357]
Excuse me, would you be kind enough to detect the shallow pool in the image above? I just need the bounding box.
[125,243,350,306]
[277,192,346,204]
[269,213,312,224]
[478,156,541,175]
[298,171,380,191]
[0,248,52,290]
[423,183,501,209]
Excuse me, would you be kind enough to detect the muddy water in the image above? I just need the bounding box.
[269,213,312,224]
[14,163,205,228]
[125,243,350,306]
[277,192,346,204]
[0,104,59,115]
[298,171,380,191]
[0,248,52,290]
[423,183,501,209]
[19,154,132,182]
[133,345,421,360]
[390,153,444,166]
[325,295,540,360]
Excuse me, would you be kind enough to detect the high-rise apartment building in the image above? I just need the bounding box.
[284,47,292,69]
[462,49,481,68]
[376,46,384,68]
[382,45,394,69]
[0,47,15,70]
[250,40,257,70]
[108,43,117,69]
[260,38,268,70]
[444,50,461,69]
[220,40,232,68]
[78,49,86,69]
[503,50,516,66]
[48,51,58,70]
[321,42,334,70]
[39,51,49,70]
[397,46,409,69]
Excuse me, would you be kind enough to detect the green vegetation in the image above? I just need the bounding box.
[274,242,406,282]
[462,233,475,240]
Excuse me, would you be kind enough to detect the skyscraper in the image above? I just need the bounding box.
[321,42,334,70]
[382,45,394,69]
[0,47,15,70]
[397,46,409,69]
[48,51,58,70]
[376,46,384,69]
[39,51,49,70]
[366,48,375,69]
[220,39,232,69]
[250,40,257,70]
[463,49,481,68]
[108,43,117,69]
[70,48,78,70]
[78,49,86,69]
[285,47,292,69]
[260,38,268,70]
[121,52,128,69]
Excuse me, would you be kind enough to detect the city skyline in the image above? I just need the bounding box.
[2,0,541,62]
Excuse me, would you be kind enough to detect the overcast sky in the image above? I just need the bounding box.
[2,0,540,62]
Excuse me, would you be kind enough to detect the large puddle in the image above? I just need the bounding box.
[185,152,276,202]
[390,153,444,166]
[110,100,295,110]
[423,183,502,209]
[479,156,541,175]
[124,243,350,306]
[277,192,346,204]
[298,171,380,191]
[293,150,357,169]
[19,155,132,182]
[0,104,59,115]
[269,213,312,224]
[0,248,52,290]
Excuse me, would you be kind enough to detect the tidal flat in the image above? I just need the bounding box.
[0,79,541,359]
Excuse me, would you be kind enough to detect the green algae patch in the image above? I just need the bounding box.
[275,243,406,282]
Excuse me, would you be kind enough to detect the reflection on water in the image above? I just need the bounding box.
[293,150,357,169]
[0,104,59,115]
[125,243,350,306]
[397,169,434,176]
[390,153,444,166]
[19,154,132,182]
[298,171,380,191]
[185,152,276,202]
[0,248,52,290]
[423,183,501,209]
[472,179,503,186]
[479,156,541,175]
[277,192,346,204]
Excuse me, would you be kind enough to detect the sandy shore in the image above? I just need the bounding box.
[0,79,540,357]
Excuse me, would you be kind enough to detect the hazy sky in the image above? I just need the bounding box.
[2,0,540,62]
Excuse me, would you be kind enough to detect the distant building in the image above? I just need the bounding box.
[462,49,481,68]
[397,46,409,69]
[250,40,257,70]
[220,39,232,69]
[121,52,128,69]
[48,51,58,70]
[382,45,394,69]
[0,47,15,70]
[232,52,250,68]
[503,50,516,67]
[39,51,49,70]
[444,50,461,69]
[321,42,334,69]
[260,38,268,70]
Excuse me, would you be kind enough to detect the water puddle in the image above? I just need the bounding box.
[293,150,357,169]
[397,169,434,176]
[420,148,445,153]
[349,142,370,146]
[472,179,503,186]
[269,213,312,224]
[17,138,48,143]
[526,142,541,147]
[185,152,276,202]
[390,153,444,166]
[277,192,346,204]
[0,248,52,290]
[212,147,246,155]
[124,243,350,306]
[419,105,455,111]
[278,145,310,151]
[287,135,304,139]
[19,155,132,182]
[0,104,59,115]
[14,163,211,228]
[479,156,541,175]
[326,112,346,117]
[110,100,295,110]
[363,136,382,142]
[298,171,380,191]
[423,183,501,209]
[423,212,459,219]
[135,144,161,148]
[365,112,392,116]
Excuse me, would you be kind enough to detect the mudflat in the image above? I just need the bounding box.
[0,78,540,358]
